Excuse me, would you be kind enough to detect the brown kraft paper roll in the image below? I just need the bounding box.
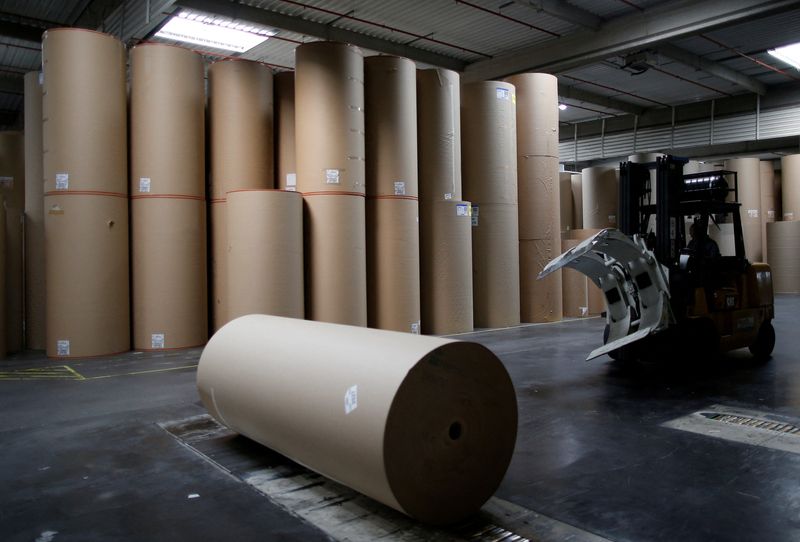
[274,71,297,192]
[44,194,129,357]
[781,154,800,221]
[304,193,367,326]
[461,81,517,205]
[24,72,46,350]
[725,158,762,262]
[760,161,778,261]
[227,190,304,321]
[581,166,618,229]
[520,238,562,322]
[42,29,127,194]
[504,73,559,158]
[210,200,227,331]
[471,203,520,328]
[559,172,572,233]
[0,131,24,209]
[366,197,421,333]
[295,42,365,194]
[767,221,800,293]
[565,228,606,315]
[518,155,560,240]
[561,238,589,318]
[0,197,5,357]
[365,56,418,198]
[197,314,518,525]
[4,208,23,353]
[571,173,583,229]
[417,68,462,202]
[420,200,474,334]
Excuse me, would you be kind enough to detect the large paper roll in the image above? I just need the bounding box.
[760,161,778,261]
[24,72,45,350]
[366,56,418,198]
[724,158,762,262]
[42,29,126,194]
[559,172,573,232]
[0,197,4,357]
[417,68,462,202]
[208,59,273,199]
[561,238,589,318]
[564,228,605,315]
[709,222,736,257]
[582,166,618,229]
[44,194,129,358]
[471,203,520,328]
[0,131,24,209]
[504,73,558,158]
[461,81,517,205]
[304,193,367,326]
[274,71,296,192]
[782,154,800,221]
[520,238,562,322]
[197,314,517,525]
[227,190,304,321]
[420,200,474,334]
[296,42,365,194]
[518,155,560,240]
[0,131,24,353]
[767,221,800,293]
[210,201,227,331]
[366,197,421,333]
[571,173,583,229]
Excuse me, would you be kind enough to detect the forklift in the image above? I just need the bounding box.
[540,155,775,362]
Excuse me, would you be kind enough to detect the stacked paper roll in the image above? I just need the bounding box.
[0,131,24,353]
[296,42,366,326]
[43,28,129,358]
[709,222,736,257]
[760,161,778,261]
[724,158,762,262]
[582,166,618,229]
[782,154,800,221]
[774,169,782,220]
[0,196,5,357]
[564,228,605,315]
[571,173,583,229]
[130,44,207,351]
[209,59,274,330]
[559,172,572,233]
[274,71,296,191]
[227,190,304,320]
[198,314,518,525]
[767,221,800,293]
[365,56,420,333]
[418,68,473,334]
[462,80,520,328]
[507,73,561,322]
[24,72,45,350]
[561,239,588,318]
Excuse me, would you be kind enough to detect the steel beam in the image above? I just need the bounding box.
[0,75,24,94]
[558,84,645,115]
[464,0,800,82]
[512,0,603,31]
[656,44,767,95]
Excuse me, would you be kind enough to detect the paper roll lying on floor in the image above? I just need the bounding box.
[197,315,518,525]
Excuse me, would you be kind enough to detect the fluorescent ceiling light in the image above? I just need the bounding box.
[768,42,800,70]
[558,103,568,110]
[156,10,275,53]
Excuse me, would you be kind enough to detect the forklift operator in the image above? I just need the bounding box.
[687,222,721,259]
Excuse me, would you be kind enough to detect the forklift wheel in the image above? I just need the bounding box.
[749,321,775,362]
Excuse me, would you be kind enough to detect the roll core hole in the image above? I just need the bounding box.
[449,421,462,441]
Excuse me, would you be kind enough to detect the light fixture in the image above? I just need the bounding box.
[155,10,275,53]
[558,103,568,110]
[768,42,800,70]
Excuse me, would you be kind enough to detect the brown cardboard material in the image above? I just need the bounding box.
[0,197,5,357]
[760,161,778,261]
[209,59,274,199]
[461,81,517,205]
[304,193,367,326]
[0,132,25,209]
[518,155,560,240]
[4,208,23,353]
[274,71,296,192]
[471,202,520,328]
[44,194,129,357]
[198,315,517,525]
[227,190,304,321]
[132,198,207,350]
[417,68,462,202]
[295,42,365,194]
[559,172,572,232]
[366,197,421,333]
[767,221,800,293]
[724,158,762,262]
[561,238,589,318]
[42,29,127,194]
[563,228,605,315]
[24,72,45,350]
[365,56,418,198]
[581,166,618,229]
[781,154,800,221]
[571,173,583,229]
[520,238,562,322]
[504,73,558,158]
[709,222,736,257]
[210,200,228,331]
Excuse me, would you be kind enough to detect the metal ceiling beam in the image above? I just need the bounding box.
[0,19,46,43]
[656,43,767,95]
[464,0,800,82]
[558,84,645,115]
[175,0,467,71]
[512,0,603,31]
[0,75,24,94]
[69,0,129,29]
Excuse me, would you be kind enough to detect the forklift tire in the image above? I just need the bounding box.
[749,321,775,362]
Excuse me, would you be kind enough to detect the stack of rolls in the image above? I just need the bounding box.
[768,154,800,288]
[24,72,45,350]
[781,154,800,221]
[0,131,24,353]
[296,41,367,326]
[417,68,473,334]
[365,56,421,333]
[559,172,573,234]
[724,158,762,262]
[461,80,520,328]
[581,166,618,230]
[759,160,779,261]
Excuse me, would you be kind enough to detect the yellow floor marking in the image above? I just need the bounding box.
[81,364,198,381]
[0,363,197,382]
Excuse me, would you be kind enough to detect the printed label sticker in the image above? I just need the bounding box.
[151,333,165,349]
[767,210,776,219]
[393,181,406,196]
[456,203,471,217]
[784,212,795,220]
[411,321,421,334]
[57,340,70,356]
[747,209,759,218]
[325,169,340,184]
[139,177,151,193]
[286,173,297,187]
[444,192,453,200]
[471,204,480,226]
[0,176,12,189]
[344,384,358,414]
[608,214,617,224]
[55,173,69,190]
[496,87,510,100]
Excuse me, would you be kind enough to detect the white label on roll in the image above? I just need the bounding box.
[411,321,420,334]
[0,176,12,189]
[55,173,69,190]
[496,87,510,100]
[444,192,453,200]
[580,306,588,317]
[325,169,340,184]
[471,204,480,226]
[286,173,296,189]
[608,214,617,224]
[456,203,471,217]
[139,177,151,193]
[784,212,794,221]
[747,209,759,218]
[344,385,358,414]
[38,72,44,85]
[768,210,776,220]
[393,181,406,196]
[56,340,70,356]
[151,333,165,349]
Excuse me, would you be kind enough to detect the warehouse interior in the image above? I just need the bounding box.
[2,1,800,541]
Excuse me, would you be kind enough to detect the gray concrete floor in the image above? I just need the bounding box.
[2,296,799,541]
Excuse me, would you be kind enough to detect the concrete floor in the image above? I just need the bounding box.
[2,296,799,541]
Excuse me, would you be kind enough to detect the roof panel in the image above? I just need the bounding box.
[0,0,86,25]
